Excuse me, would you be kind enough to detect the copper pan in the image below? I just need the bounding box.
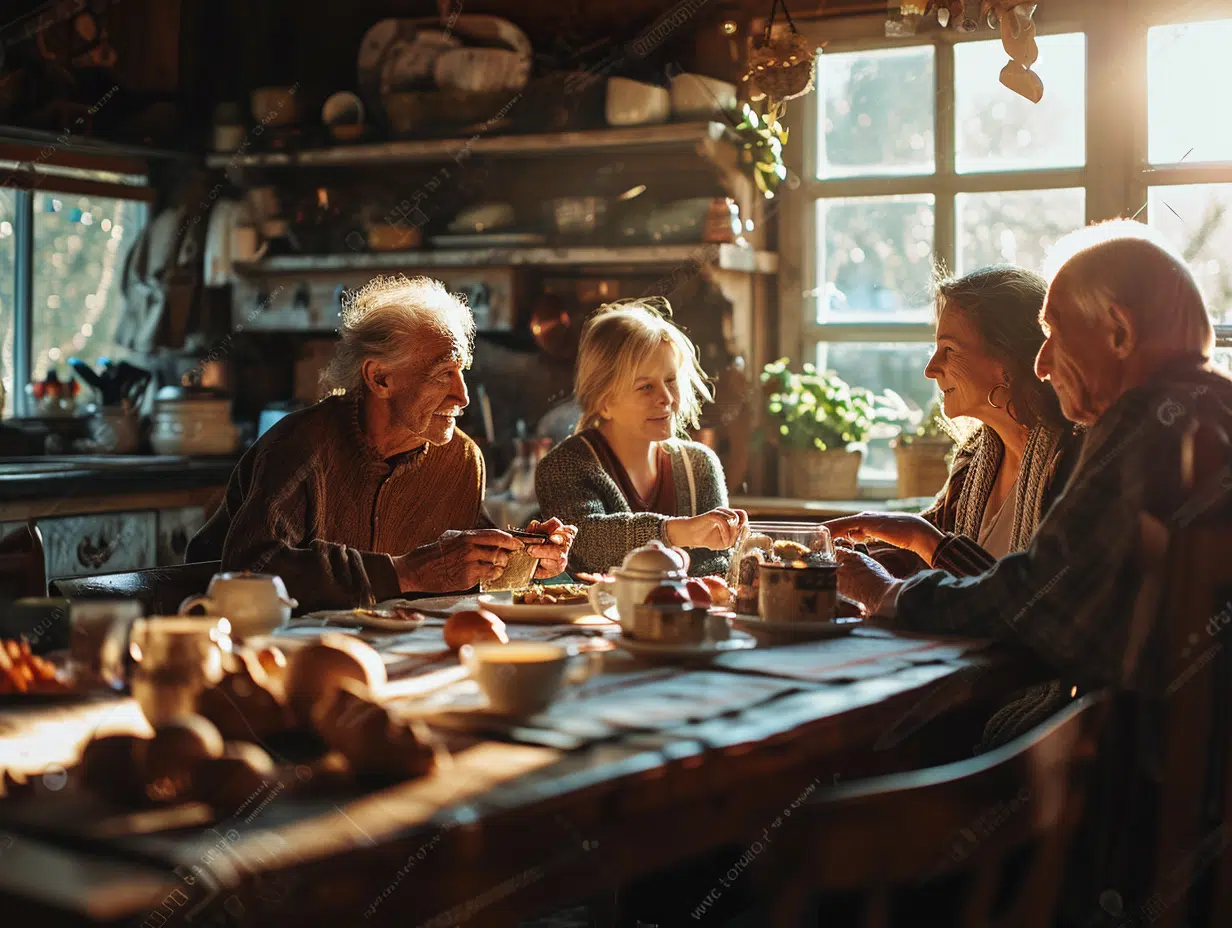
[529,292,580,362]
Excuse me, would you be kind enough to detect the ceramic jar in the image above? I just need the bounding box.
[149,385,238,456]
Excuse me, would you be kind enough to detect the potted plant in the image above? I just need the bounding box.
[891,398,957,499]
[760,359,906,499]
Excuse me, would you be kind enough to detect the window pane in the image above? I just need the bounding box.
[954,33,1086,173]
[1148,20,1232,165]
[815,195,935,323]
[956,188,1085,275]
[0,192,14,416]
[817,46,935,179]
[816,341,937,484]
[31,193,146,383]
[1214,347,1232,378]
[1148,184,1232,324]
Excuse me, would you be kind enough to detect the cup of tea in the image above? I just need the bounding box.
[459,641,600,716]
[125,616,231,726]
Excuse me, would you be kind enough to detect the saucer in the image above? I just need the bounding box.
[615,630,756,663]
[730,614,861,645]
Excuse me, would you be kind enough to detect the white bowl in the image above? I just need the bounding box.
[605,78,671,126]
[669,73,737,119]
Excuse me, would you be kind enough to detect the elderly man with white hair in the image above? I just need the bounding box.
[187,275,575,612]
[827,219,1232,923]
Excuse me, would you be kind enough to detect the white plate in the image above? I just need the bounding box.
[477,592,598,623]
[730,614,861,644]
[615,631,756,661]
[291,609,427,632]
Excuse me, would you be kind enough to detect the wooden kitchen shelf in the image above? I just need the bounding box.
[234,243,779,274]
[206,121,735,169]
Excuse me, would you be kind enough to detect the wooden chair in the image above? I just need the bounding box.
[48,561,221,615]
[757,693,1106,927]
[0,519,46,599]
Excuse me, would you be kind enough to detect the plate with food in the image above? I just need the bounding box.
[477,584,600,623]
[0,639,82,702]
[293,605,428,632]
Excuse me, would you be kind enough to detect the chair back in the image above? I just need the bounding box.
[0,520,46,599]
[762,693,1105,927]
[49,561,222,616]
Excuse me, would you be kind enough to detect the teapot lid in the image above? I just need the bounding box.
[621,540,687,573]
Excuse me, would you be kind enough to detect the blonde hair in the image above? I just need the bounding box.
[319,275,475,394]
[573,297,712,434]
[1043,219,1214,358]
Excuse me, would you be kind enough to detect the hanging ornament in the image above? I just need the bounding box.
[993,2,1042,102]
[743,0,817,117]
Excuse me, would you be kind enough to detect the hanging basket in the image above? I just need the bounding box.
[746,0,817,106]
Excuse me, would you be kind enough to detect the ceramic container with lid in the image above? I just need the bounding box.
[150,384,238,456]
[586,540,690,634]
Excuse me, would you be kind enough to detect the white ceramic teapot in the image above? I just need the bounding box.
[179,571,297,640]
[587,540,689,633]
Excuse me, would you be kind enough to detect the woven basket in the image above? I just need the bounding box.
[894,438,954,499]
[788,447,862,500]
[748,32,817,103]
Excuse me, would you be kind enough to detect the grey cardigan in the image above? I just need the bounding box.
[535,433,731,577]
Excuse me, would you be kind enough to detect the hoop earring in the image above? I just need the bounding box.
[987,383,1010,409]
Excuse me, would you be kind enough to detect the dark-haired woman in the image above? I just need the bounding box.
[827,265,1085,751]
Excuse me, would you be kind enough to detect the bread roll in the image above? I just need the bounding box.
[142,715,225,803]
[198,663,290,741]
[81,733,149,804]
[196,742,277,814]
[284,633,387,728]
[443,609,508,651]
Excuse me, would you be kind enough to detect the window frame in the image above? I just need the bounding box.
[0,147,154,418]
[775,0,1232,493]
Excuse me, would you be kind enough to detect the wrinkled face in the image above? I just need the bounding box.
[600,340,681,442]
[924,302,1007,420]
[375,332,470,446]
[1034,276,1115,425]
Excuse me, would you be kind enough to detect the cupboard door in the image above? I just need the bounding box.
[157,506,207,566]
[40,512,157,580]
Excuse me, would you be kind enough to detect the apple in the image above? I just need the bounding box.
[699,575,732,607]
[644,584,690,606]
[684,578,713,609]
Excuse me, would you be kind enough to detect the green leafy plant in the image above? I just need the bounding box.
[760,358,910,452]
[734,103,788,199]
[896,397,955,445]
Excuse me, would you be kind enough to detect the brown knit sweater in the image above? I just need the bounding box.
[186,394,485,612]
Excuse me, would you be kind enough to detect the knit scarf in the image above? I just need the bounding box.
[952,424,1061,552]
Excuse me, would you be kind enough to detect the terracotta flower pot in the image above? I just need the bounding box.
[788,447,862,500]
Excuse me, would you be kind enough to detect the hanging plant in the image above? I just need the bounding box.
[743,0,817,117]
[733,103,789,199]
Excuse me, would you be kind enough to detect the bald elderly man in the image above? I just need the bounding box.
[828,220,1232,925]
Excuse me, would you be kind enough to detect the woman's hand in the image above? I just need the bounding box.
[665,507,748,550]
[825,512,946,565]
[835,547,900,615]
[524,517,577,579]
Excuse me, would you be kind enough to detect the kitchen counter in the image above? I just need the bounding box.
[730,496,935,520]
[0,455,238,519]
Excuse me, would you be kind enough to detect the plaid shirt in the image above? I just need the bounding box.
[882,358,1232,692]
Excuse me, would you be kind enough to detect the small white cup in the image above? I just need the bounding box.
[460,642,599,716]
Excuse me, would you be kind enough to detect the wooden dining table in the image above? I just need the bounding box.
[0,594,1026,928]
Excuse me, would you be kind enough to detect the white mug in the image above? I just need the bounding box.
[460,642,600,716]
[126,615,230,726]
[180,572,297,640]
[587,565,686,634]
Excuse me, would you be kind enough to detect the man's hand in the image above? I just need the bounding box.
[836,547,900,615]
[525,517,577,579]
[394,529,524,593]
[826,512,946,565]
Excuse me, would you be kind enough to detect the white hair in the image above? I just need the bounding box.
[319,275,475,394]
[1042,219,1213,357]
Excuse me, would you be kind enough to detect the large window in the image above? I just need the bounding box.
[789,4,1232,492]
[0,155,149,417]
[801,31,1087,484]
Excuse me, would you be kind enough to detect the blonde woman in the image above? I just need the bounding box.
[535,298,747,577]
